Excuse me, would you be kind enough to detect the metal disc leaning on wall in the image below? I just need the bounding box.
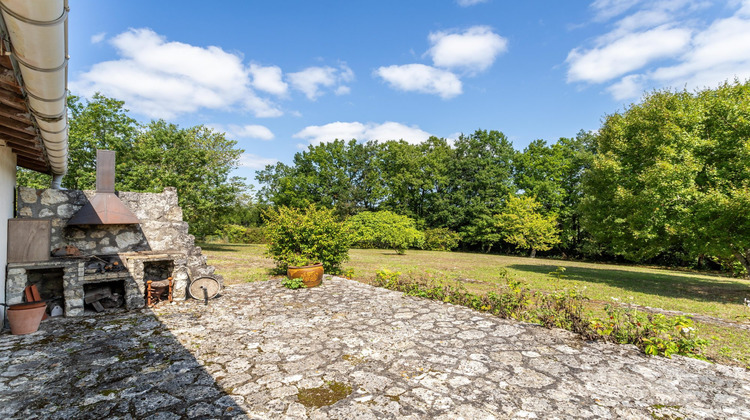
[188,276,221,300]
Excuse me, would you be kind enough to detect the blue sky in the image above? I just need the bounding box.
[69,0,750,185]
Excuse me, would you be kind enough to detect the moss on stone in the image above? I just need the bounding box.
[342,354,367,366]
[297,381,352,408]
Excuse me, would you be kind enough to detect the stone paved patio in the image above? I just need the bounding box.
[1,276,749,419]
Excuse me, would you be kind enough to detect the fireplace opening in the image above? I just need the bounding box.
[26,267,64,315]
[143,260,175,307]
[144,260,174,281]
[83,280,125,313]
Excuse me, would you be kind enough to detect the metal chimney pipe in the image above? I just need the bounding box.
[66,150,140,225]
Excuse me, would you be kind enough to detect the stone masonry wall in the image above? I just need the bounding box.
[16,186,217,279]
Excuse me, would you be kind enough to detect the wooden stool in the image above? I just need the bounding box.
[146,277,173,307]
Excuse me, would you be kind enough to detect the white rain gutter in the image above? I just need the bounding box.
[0,0,68,186]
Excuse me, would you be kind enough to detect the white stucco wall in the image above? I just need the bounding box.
[0,145,17,325]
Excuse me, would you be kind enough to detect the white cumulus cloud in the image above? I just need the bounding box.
[71,28,282,119]
[568,0,750,100]
[375,64,462,99]
[566,26,691,83]
[375,25,506,98]
[428,26,508,74]
[240,153,279,170]
[209,124,275,141]
[650,10,750,88]
[293,121,432,145]
[90,32,106,44]
[288,64,354,100]
[606,74,646,100]
[249,64,288,96]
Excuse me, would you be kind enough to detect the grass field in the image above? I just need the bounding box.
[199,243,750,368]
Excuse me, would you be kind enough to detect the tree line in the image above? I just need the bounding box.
[258,80,750,275]
[257,130,593,257]
[16,80,749,276]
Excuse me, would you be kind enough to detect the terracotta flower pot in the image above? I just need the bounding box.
[287,263,324,288]
[7,302,47,335]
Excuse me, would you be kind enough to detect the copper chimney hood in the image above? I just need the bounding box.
[67,150,140,225]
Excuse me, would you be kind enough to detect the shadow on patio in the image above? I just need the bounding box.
[0,305,245,419]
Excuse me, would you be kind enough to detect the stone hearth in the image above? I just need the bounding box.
[7,186,220,316]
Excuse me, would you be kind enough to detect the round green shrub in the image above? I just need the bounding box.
[220,224,266,244]
[263,205,351,274]
[347,211,424,254]
[422,227,461,251]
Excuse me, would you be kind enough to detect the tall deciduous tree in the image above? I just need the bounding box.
[257,139,384,216]
[581,80,750,275]
[65,93,140,190]
[123,120,245,238]
[379,137,452,224]
[17,93,139,188]
[514,132,595,255]
[447,130,516,247]
[495,195,560,257]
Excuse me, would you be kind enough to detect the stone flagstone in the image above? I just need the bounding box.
[0,276,748,419]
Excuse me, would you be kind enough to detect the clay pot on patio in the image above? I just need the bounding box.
[7,302,47,335]
[287,263,324,288]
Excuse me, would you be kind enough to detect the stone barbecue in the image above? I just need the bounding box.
[7,186,220,316]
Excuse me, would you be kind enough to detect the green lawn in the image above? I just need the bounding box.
[198,243,750,368]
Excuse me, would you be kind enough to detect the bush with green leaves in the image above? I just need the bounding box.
[219,224,266,244]
[422,227,461,251]
[281,276,306,289]
[591,306,708,358]
[347,211,424,254]
[263,205,351,274]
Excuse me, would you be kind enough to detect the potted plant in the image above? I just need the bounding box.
[286,255,324,288]
[264,205,352,288]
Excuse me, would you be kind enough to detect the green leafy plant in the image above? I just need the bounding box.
[422,227,461,251]
[264,204,352,274]
[591,307,708,358]
[535,288,594,336]
[547,266,568,281]
[281,276,306,289]
[347,211,424,254]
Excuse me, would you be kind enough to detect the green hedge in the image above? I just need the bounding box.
[219,224,266,244]
[347,211,424,254]
[422,227,461,251]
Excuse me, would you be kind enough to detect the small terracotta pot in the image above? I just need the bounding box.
[7,302,47,335]
[287,263,324,288]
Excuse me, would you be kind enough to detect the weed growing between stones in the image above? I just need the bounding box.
[371,268,709,360]
[297,381,353,408]
[281,276,306,289]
